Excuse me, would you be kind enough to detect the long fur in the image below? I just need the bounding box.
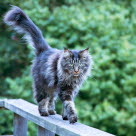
[4,6,51,54]
[4,6,93,123]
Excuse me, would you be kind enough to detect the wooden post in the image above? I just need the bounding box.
[13,113,28,136]
[38,126,55,136]
[1,99,114,136]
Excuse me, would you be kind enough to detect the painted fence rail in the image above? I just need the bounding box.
[0,99,115,136]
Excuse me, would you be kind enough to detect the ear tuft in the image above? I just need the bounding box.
[64,47,69,52]
[63,48,73,57]
[85,47,89,51]
[79,48,89,57]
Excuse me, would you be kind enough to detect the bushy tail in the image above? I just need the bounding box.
[4,6,51,54]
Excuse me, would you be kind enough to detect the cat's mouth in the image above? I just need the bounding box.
[73,71,80,77]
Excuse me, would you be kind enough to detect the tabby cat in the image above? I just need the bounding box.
[4,6,93,123]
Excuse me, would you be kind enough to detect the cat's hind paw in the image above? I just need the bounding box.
[69,115,78,124]
[48,110,56,115]
[39,110,49,116]
[62,116,68,120]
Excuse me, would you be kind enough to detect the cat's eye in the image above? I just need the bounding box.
[69,64,73,66]
[80,64,84,66]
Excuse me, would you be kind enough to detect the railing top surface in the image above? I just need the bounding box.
[0,99,115,136]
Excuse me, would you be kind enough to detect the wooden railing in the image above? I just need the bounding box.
[0,99,115,136]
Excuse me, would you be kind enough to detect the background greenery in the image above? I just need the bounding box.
[0,0,136,135]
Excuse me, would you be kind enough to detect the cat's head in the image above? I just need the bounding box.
[60,48,92,77]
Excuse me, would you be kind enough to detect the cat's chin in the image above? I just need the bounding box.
[73,74,79,77]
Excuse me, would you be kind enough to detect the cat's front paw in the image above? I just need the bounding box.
[48,110,56,115]
[69,115,78,124]
[39,111,49,116]
[39,108,49,116]
[62,116,68,120]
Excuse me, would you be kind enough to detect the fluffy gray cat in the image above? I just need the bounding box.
[4,6,93,123]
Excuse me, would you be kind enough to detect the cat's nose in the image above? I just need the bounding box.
[74,71,80,74]
[74,66,79,73]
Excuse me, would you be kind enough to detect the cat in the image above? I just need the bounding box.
[4,6,93,123]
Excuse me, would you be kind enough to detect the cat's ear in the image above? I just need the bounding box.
[79,47,89,57]
[85,47,89,51]
[64,47,69,52]
[63,48,72,57]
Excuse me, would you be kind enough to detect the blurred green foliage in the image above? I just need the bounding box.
[0,0,136,136]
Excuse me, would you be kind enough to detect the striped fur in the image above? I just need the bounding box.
[4,6,93,123]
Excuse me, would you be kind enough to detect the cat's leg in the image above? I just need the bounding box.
[48,91,57,115]
[38,97,49,116]
[48,97,56,115]
[63,100,77,123]
[59,91,78,123]
[33,84,49,116]
[62,106,68,120]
